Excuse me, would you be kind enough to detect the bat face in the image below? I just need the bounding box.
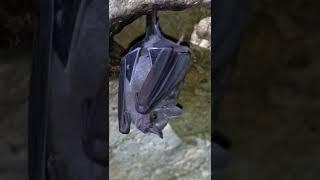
[118,16,190,138]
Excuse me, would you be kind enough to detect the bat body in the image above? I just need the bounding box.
[118,12,190,138]
[28,0,107,179]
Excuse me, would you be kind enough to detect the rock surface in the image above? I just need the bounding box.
[0,51,29,180]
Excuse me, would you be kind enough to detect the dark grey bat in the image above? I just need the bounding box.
[118,11,190,138]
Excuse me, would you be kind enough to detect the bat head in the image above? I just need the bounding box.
[135,105,183,138]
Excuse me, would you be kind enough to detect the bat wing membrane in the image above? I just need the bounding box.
[118,48,141,133]
[118,57,130,133]
[136,47,189,114]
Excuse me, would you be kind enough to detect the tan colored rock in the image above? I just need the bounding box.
[190,16,211,49]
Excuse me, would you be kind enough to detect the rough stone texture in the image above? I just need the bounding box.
[0,51,29,180]
[109,79,211,180]
[190,16,211,49]
[113,7,211,49]
[109,0,211,35]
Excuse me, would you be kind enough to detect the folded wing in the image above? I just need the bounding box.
[136,47,189,114]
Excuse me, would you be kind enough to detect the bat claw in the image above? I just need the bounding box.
[119,112,131,134]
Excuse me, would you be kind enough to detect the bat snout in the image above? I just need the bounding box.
[147,126,163,139]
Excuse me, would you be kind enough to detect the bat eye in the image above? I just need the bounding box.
[151,112,157,120]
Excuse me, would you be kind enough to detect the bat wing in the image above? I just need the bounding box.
[135,47,189,114]
[118,48,141,133]
[118,58,130,134]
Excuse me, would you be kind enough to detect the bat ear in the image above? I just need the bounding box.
[164,106,183,117]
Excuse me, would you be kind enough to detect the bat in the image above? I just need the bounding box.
[28,0,108,179]
[118,11,190,138]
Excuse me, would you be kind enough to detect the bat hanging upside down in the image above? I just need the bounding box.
[118,11,190,138]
